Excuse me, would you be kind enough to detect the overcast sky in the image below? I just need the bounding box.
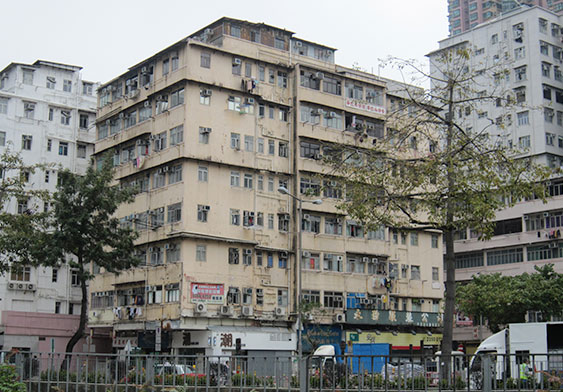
[1,0,448,84]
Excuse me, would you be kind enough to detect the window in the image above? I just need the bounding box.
[347,256,366,273]
[60,110,70,125]
[277,71,287,88]
[0,131,5,146]
[196,245,207,261]
[268,106,275,119]
[63,80,72,92]
[0,97,7,114]
[432,267,440,281]
[245,63,252,78]
[58,141,68,156]
[170,125,183,146]
[268,140,275,155]
[540,41,549,55]
[540,18,548,33]
[22,135,32,150]
[150,247,163,265]
[278,213,289,232]
[244,135,254,152]
[269,69,275,84]
[227,287,240,304]
[243,173,253,189]
[22,69,34,85]
[10,266,31,281]
[170,88,184,108]
[230,171,240,187]
[542,62,552,78]
[411,265,421,280]
[79,114,89,129]
[154,131,167,152]
[546,132,555,146]
[200,52,211,68]
[487,248,523,265]
[153,171,165,188]
[162,59,169,75]
[198,166,208,182]
[325,217,342,235]
[165,283,180,302]
[23,102,35,119]
[199,88,211,105]
[242,287,252,304]
[231,24,241,37]
[302,214,321,233]
[257,138,264,153]
[197,205,209,222]
[279,142,288,157]
[323,75,342,95]
[171,52,179,71]
[46,76,56,89]
[300,177,320,196]
[302,252,320,270]
[323,291,343,308]
[517,111,529,126]
[267,213,274,229]
[228,248,239,264]
[232,58,242,75]
[323,180,341,199]
[169,165,182,184]
[279,108,288,122]
[300,70,320,90]
[431,234,439,248]
[258,66,265,82]
[545,109,555,124]
[300,141,321,158]
[243,249,252,265]
[410,232,419,246]
[167,202,182,223]
[274,37,285,50]
[277,289,288,307]
[230,209,240,225]
[544,85,552,100]
[491,33,498,44]
[519,135,531,149]
[514,47,525,60]
[347,220,364,238]
[199,126,210,144]
[82,82,93,95]
[55,302,61,314]
[230,133,240,150]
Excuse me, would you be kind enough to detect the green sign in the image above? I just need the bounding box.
[345,309,442,327]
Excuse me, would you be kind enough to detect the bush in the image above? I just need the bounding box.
[0,364,26,392]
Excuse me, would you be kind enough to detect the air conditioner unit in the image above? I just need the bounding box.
[311,108,325,116]
[8,283,15,289]
[334,313,346,323]
[295,41,303,48]
[201,127,212,134]
[195,302,208,313]
[202,89,212,96]
[148,247,154,252]
[144,101,151,108]
[164,244,171,250]
[136,140,143,146]
[243,249,252,255]
[246,97,255,104]
[106,119,111,126]
[336,256,344,262]
[242,306,254,317]
[315,72,325,80]
[280,251,288,258]
[202,205,210,211]
[524,215,529,220]
[129,89,139,99]
[220,305,233,316]
[326,111,337,118]
[141,66,148,73]
[17,283,24,290]
[1,73,8,80]
[550,242,558,248]
[313,153,322,160]
[233,58,242,66]
[126,80,132,86]
[303,214,311,221]
[275,307,286,317]
[302,251,311,257]
[362,257,370,263]
[204,28,213,35]
[544,212,550,217]
[336,218,342,223]
[118,113,125,119]
[26,283,35,291]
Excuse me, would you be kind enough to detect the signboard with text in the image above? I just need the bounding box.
[190,283,224,304]
[344,98,386,115]
[346,309,442,327]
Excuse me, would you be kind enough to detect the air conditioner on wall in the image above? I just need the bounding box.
[275,307,286,316]
[220,305,233,316]
[334,313,346,323]
[195,303,208,314]
[242,306,254,317]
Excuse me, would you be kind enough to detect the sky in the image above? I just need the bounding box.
[0,0,449,84]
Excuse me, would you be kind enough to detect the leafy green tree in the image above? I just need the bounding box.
[324,49,552,374]
[0,148,50,273]
[457,264,563,332]
[48,158,140,366]
[0,363,26,392]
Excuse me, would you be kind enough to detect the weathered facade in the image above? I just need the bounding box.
[90,18,444,357]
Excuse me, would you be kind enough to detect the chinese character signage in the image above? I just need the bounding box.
[190,283,224,304]
[345,309,442,327]
[344,98,386,115]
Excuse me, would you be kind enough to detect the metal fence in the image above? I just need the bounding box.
[1,351,562,391]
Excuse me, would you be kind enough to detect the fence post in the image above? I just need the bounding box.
[483,354,492,392]
[299,355,307,392]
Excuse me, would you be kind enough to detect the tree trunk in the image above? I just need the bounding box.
[60,266,88,372]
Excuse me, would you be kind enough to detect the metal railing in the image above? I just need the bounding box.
[1,351,562,391]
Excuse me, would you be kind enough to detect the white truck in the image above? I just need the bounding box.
[470,322,563,383]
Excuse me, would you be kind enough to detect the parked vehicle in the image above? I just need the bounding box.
[470,322,563,383]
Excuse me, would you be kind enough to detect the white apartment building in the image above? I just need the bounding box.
[430,6,563,352]
[0,60,98,352]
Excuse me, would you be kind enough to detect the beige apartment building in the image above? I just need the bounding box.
[89,18,444,358]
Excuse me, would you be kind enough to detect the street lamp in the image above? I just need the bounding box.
[277,186,321,388]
